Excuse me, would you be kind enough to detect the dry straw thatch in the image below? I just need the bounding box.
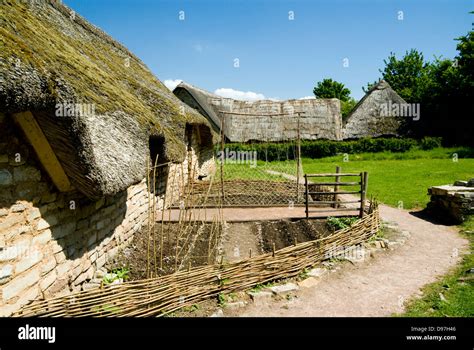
[15,202,380,317]
[1,0,215,199]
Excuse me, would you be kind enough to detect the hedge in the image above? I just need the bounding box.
[218,137,442,161]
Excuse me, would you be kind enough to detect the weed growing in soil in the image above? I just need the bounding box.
[327,216,358,231]
[103,267,130,285]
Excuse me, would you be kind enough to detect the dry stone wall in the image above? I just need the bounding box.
[427,180,474,223]
[0,115,215,316]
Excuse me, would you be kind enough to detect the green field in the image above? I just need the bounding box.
[216,148,474,209]
[301,154,474,210]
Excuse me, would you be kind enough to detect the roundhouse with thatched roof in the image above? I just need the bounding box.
[342,80,409,139]
[0,0,215,316]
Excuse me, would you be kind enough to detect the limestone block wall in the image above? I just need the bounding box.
[0,158,150,316]
[0,115,201,316]
[214,98,342,142]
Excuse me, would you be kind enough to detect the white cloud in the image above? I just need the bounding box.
[214,88,266,101]
[299,96,316,100]
[193,44,203,53]
[163,79,182,91]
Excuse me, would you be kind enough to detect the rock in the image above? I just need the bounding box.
[13,166,41,182]
[269,283,299,295]
[454,180,468,187]
[210,309,224,317]
[468,178,474,187]
[27,208,41,222]
[248,290,273,305]
[94,269,107,279]
[36,219,51,230]
[41,193,57,204]
[298,277,320,288]
[2,268,40,302]
[82,282,101,291]
[307,267,328,278]
[224,301,246,310]
[0,169,13,186]
[11,203,26,212]
[0,265,13,284]
[0,208,8,217]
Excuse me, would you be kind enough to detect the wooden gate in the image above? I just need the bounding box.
[304,167,368,218]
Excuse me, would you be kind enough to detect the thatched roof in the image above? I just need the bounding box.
[174,81,342,142]
[0,0,214,199]
[173,82,223,132]
[342,80,408,139]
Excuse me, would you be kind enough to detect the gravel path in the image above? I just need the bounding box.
[232,204,468,317]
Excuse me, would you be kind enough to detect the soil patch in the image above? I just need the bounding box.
[108,222,222,280]
[259,219,332,252]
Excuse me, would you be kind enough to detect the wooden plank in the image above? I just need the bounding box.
[308,191,361,195]
[306,208,359,213]
[308,200,361,205]
[305,173,359,177]
[13,111,72,192]
[309,182,360,186]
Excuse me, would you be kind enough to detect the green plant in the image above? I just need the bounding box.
[103,267,130,285]
[217,293,227,306]
[327,216,358,231]
[220,137,432,162]
[420,137,442,150]
[250,281,276,293]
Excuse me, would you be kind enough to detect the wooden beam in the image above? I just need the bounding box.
[12,111,72,192]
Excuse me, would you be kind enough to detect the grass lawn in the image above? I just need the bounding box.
[300,148,474,209]
[399,218,474,317]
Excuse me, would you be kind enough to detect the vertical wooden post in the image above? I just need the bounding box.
[296,112,302,202]
[304,174,309,219]
[333,166,340,208]
[359,171,368,218]
[220,116,225,204]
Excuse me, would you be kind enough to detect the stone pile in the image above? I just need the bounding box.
[428,179,474,223]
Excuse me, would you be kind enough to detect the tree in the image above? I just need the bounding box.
[341,98,357,120]
[369,49,432,103]
[313,78,351,102]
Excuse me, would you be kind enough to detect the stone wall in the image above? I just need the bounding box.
[427,180,474,224]
[217,99,342,142]
[0,116,215,316]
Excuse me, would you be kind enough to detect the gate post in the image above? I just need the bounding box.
[305,174,309,218]
[333,166,340,208]
[359,171,368,218]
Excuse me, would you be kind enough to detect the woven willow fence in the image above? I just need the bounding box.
[16,203,380,317]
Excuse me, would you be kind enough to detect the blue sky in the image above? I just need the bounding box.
[64,0,472,100]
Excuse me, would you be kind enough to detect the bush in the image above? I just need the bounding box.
[420,137,443,150]
[219,137,440,161]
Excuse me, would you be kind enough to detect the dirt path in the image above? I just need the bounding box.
[231,204,468,317]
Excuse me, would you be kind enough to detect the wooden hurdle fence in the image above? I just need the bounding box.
[15,201,380,317]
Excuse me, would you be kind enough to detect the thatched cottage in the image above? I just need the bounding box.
[0,0,215,315]
[173,82,343,142]
[342,80,408,139]
[174,81,408,142]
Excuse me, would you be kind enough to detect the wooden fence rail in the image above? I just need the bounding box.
[305,168,369,218]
